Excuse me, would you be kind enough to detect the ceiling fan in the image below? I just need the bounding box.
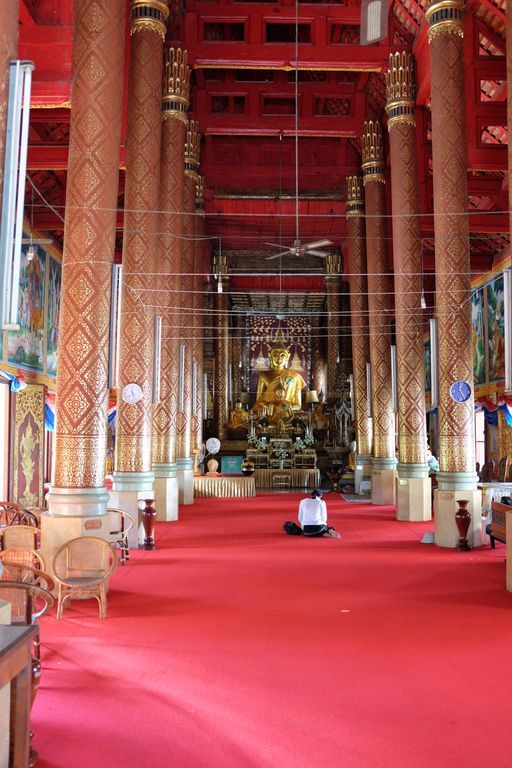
[266,0,333,262]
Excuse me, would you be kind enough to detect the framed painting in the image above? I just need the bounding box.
[424,340,431,392]
[7,244,47,374]
[46,254,61,377]
[471,286,485,385]
[487,274,505,381]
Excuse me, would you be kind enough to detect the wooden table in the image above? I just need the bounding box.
[0,625,37,768]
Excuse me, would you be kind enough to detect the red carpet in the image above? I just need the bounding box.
[32,493,512,767]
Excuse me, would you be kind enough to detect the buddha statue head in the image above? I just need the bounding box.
[268,345,291,372]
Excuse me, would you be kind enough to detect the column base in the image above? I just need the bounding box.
[433,486,482,548]
[112,470,154,493]
[177,457,194,505]
[153,464,179,522]
[371,458,397,506]
[108,489,154,549]
[355,454,372,494]
[396,475,432,522]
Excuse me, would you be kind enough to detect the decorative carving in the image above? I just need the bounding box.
[162,47,190,123]
[130,0,169,40]
[361,121,386,184]
[12,385,45,507]
[426,0,464,42]
[385,52,416,130]
[184,119,200,179]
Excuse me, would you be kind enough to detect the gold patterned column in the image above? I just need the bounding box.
[42,0,126,570]
[214,253,229,441]
[112,1,168,502]
[0,0,18,204]
[325,252,341,399]
[361,121,396,504]
[426,0,481,545]
[310,315,326,399]
[152,47,190,520]
[45,0,125,530]
[345,176,373,491]
[175,119,199,503]
[385,52,430,521]
[191,175,205,463]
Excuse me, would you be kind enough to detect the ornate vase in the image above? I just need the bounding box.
[455,499,472,551]
[142,499,157,551]
[279,459,284,470]
[241,460,254,477]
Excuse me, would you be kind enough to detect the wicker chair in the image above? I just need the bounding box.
[0,548,46,571]
[0,501,39,527]
[0,524,40,551]
[0,561,54,592]
[107,508,135,566]
[52,537,117,619]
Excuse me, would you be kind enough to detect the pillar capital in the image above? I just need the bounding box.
[130,0,169,40]
[426,0,464,41]
[361,121,385,184]
[162,47,190,124]
[184,119,201,179]
[325,251,342,276]
[195,175,205,214]
[346,175,364,217]
[385,52,416,131]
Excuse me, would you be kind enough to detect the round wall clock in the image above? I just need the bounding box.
[449,380,472,403]
[122,383,143,404]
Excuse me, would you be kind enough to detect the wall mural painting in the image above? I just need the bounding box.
[471,286,486,385]
[11,383,45,507]
[46,255,61,377]
[249,316,310,401]
[7,244,46,373]
[424,340,431,393]
[487,274,505,382]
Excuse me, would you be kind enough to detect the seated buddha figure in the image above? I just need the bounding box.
[228,401,249,430]
[252,345,306,421]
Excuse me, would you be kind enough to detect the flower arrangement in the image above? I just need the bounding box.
[304,433,315,447]
[273,446,288,460]
[427,454,439,473]
[248,435,267,452]
[294,438,306,452]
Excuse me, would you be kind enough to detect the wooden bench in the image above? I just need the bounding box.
[489,499,512,548]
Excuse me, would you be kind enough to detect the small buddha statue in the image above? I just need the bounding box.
[228,400,249,430]
[252,345,306,422]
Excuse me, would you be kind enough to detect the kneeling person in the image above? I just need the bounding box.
[298,490,340,538]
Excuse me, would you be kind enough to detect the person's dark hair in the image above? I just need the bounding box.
[311,489,323,498]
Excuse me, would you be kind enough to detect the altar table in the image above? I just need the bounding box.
[478,482,512,515]
[193,476,256,498]
[253,468,321,490]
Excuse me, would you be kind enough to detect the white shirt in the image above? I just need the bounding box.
[298,497,327,527]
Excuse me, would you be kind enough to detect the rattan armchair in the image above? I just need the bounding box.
[0,561,54,592]
[0,524,40,551]
[107,508,136,565]
[52,536,117,619]
[0,501,39,527]
[0,548,46,571]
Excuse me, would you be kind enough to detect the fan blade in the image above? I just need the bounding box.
[263,242,285,249]
[21,238,53,244]
[304,239,332,250]
[266,250,292,260]
[307,250,328,258]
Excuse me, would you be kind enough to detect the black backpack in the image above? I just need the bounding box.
[283,521,302,536]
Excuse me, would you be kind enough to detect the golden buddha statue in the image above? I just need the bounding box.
[252,345,306,421]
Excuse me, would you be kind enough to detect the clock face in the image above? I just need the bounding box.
[449,380,472,403]
[122,383,143,404]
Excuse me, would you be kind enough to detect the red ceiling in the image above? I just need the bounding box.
[19,0,509,277]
